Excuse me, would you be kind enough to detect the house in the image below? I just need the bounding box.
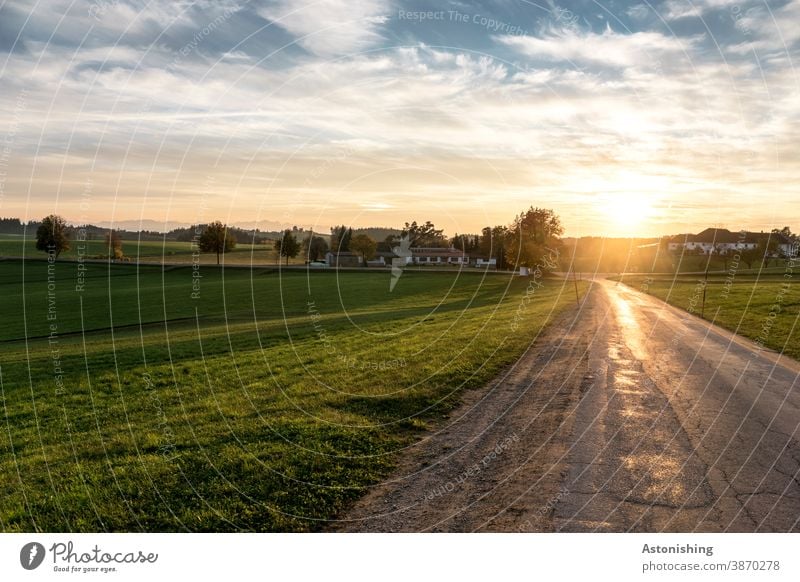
[474,257,497,268]
[667,227,798,258]
[377,246,469,266]
[325,251,362,267]
[408,247,469,265]
[667,228,758,255]
[772,232,798,258]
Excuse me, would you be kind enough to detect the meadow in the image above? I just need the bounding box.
[0,234,302,265]
[565,247,789,276]
[619,273,800,360]
[0,258,584,531]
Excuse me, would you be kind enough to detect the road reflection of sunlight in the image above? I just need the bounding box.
[623,456,688,503]
[607,285,648,361]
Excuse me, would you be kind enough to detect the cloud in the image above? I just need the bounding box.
[257,0,391,56]
[497,25,703,68]
[661,0,741,21]
[725,0,800,53]
[626,4,652,21]
[0,0,797,236]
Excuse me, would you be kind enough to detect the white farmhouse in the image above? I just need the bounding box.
[667,228,758,255]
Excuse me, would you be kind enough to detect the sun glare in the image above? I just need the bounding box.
[600,192,655,234]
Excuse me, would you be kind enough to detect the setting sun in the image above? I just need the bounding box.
[601,192,655,233]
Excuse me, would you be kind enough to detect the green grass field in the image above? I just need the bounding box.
[566,251,788,276]
[0,258,584,531]
[664,254,788,275]
[0,234,303,265]
[619,273,800,360]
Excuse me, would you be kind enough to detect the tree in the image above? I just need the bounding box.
[505,207,563,270]
[302,233,329,261]
[772,226,796,259]
[450,233,480,253]
[761,236,780,267]
[275,229,300,265]
[350,233,377,263]
[479,227,493,257]
[330,225,352,252]
[740,247,760,269]
[773,226,794,239]
[492,226,509,269]
[198,221,236,265]
[479,225,508,268]
[400,220,447,247]
[35,214,71,259]
[105,230,123,260]
[714,243,729,271]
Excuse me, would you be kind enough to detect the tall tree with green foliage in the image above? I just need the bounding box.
[450,233,480,253]
[773,226,794,239]
[275,229,301,265]
[761,236,780,267]
[330,225,352,252]
[350,233,377,263]
[479,225,509,269]
[400,220,446,247]
[505,207,563,270]
[198,221,236,265]
[302,232,329,261]
[35,214,71,259]
[739,247,760,269]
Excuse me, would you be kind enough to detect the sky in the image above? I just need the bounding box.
[0,0,797,237]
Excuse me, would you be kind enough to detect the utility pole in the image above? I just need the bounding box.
[701,268,708,319]
[573,270,580,305]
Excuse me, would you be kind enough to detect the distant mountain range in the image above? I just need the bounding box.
[92,221,402,240]
[1,216,405,243]
[92,219,292,233]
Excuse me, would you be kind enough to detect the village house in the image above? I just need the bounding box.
[373,246,496,267]
[408,247,470,265]
[667,228,796,257]
[667,228,757,255]
[474,257,498,267]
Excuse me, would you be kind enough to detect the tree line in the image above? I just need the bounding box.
[31,216,241,265]
[30,206,567,272]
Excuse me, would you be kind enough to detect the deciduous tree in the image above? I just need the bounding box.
[400,220,447,248]
[35,214,70,259]
[505,207,563,270]
[480,225,508,268]
[275,229,300,265]
[350,233,377,263]
[330,225,352,252]
[303,233,329,261]
[198,221,236,265]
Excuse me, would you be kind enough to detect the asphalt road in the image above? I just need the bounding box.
[336,278,800,532]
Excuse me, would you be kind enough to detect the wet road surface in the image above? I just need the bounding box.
[336,279,800,532]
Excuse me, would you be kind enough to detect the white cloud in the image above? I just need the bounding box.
[626,4,651,21]
[725,0,800,53]
[497,25,702,68]
[0,1,798,235]
[258,0,391,57]
[661,0,741,21]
